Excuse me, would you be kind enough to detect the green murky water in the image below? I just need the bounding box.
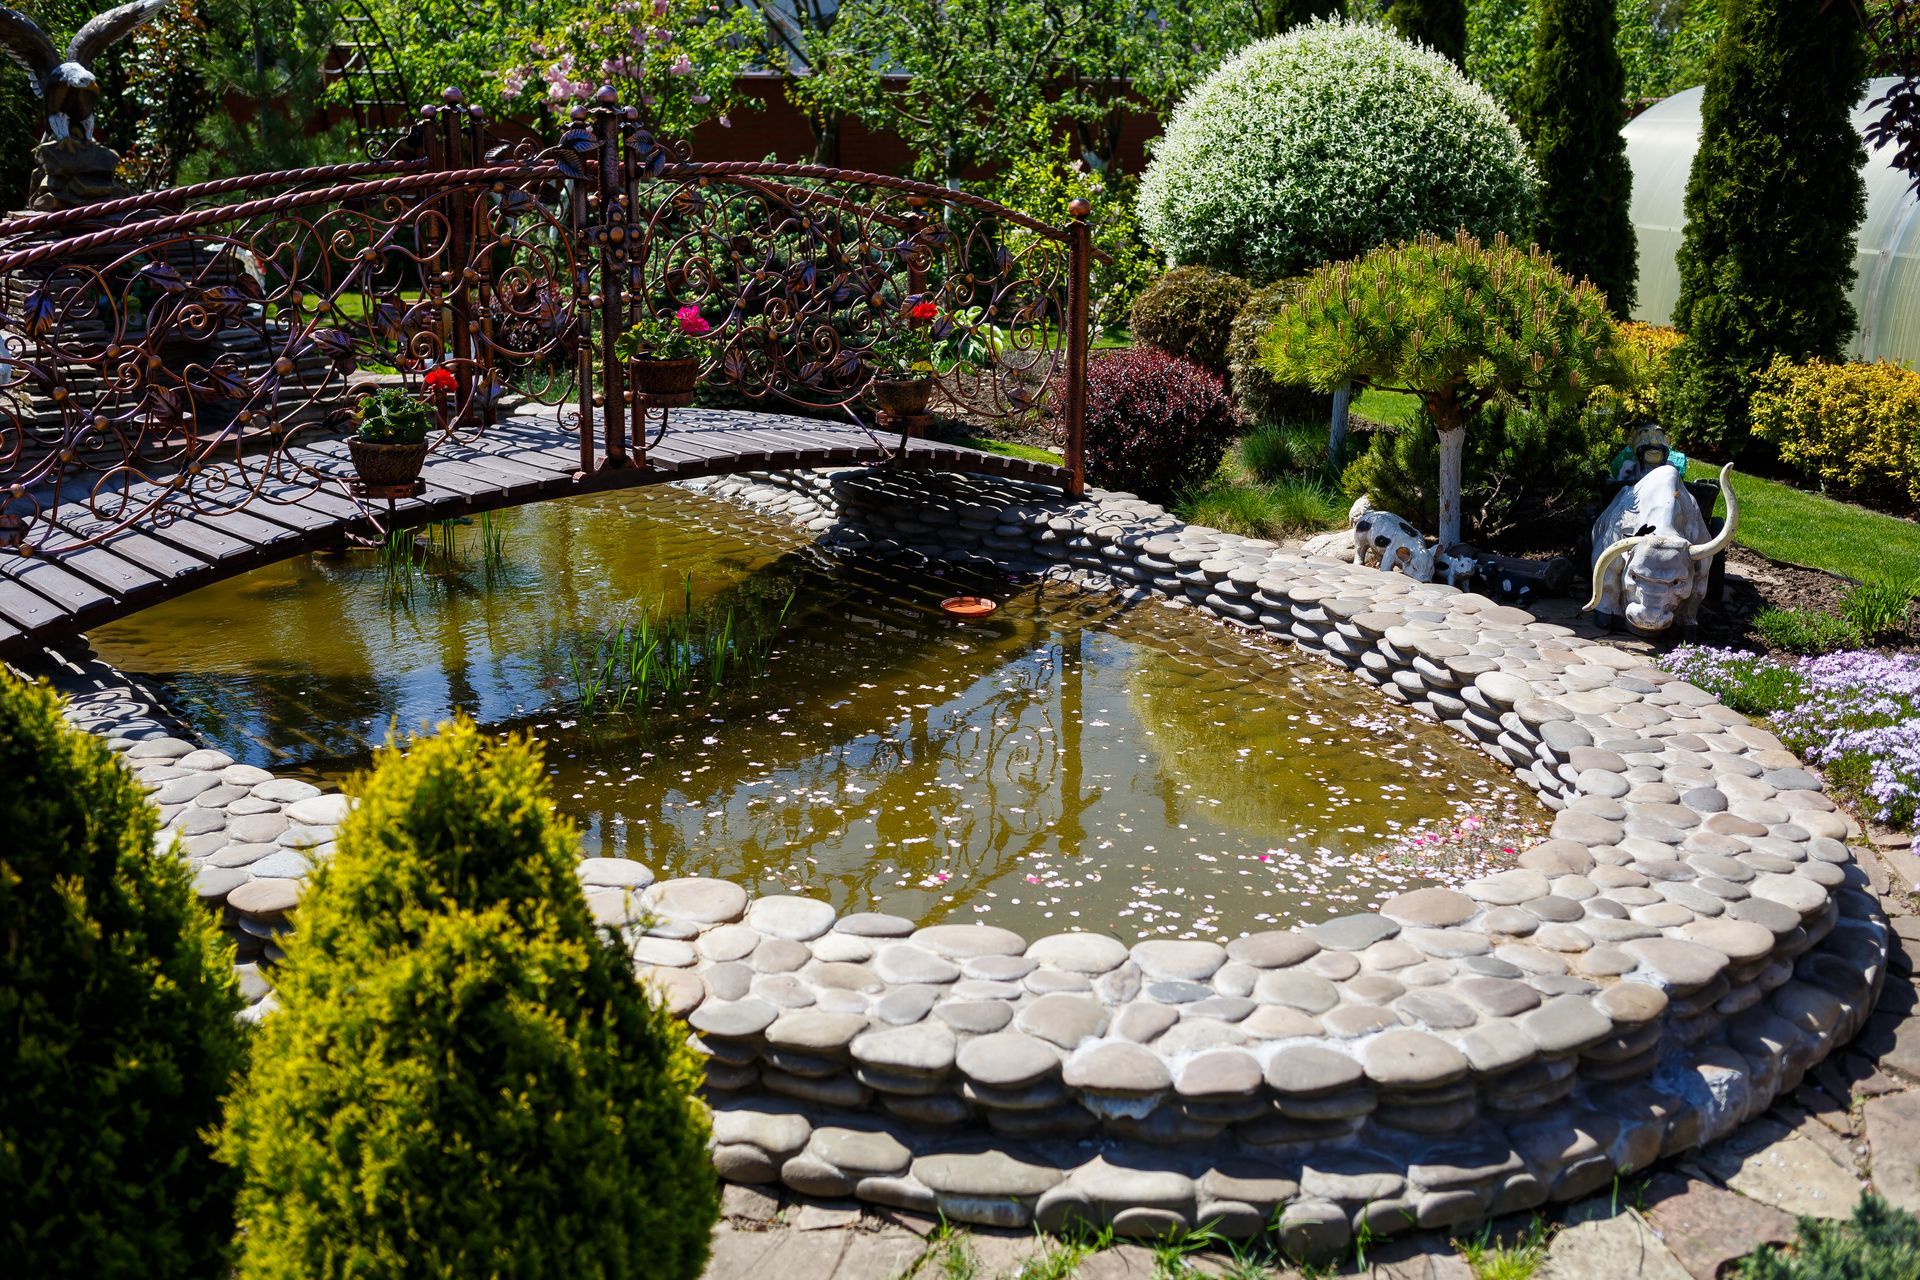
[90,488,1543,939]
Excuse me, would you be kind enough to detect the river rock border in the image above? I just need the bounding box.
[20,455,1890,1257]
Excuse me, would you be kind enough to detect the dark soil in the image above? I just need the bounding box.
[1696,546,1858,652]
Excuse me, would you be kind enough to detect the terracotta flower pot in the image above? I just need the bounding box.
[348,438,428,488]
[873,377,934,418]
[940,595,998,620]
[631,357,701,399]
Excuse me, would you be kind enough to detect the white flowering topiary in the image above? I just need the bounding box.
[1137,20,1537,282]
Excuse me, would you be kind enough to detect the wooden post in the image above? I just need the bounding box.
[1062,197,1092,499]
[595,87,627,469]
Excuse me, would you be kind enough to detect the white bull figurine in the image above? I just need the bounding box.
[1584,462,1738,637]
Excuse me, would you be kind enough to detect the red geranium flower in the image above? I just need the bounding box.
[423,366,457,391]
[909,300,938,322]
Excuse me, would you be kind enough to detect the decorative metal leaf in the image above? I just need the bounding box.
[138,261,187,293]
[560,127,596,153]
[22,288,55,337]
[310,327,355,361]
[372,302,403,340]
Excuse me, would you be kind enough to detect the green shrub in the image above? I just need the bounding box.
[1739,1193,1920,1279]
[1137,20,1535,282]
[1228,280,1331,427]
[1341,400,1618,544]
[1129,266,1252,374]
[0,670,245,1280]
[1176,474,1347,538]
[993,137,1159,335]
[1753,607,1862,656]
[1750,357,1920,509]
[1240,421,1352,484]
[220,718,716,1280]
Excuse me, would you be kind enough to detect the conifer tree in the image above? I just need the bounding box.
[1387,0,1468,65]
[1520,0,1637,316]
[1665,0,1868,458]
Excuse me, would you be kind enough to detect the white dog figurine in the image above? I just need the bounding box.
[1353,510,1436,581]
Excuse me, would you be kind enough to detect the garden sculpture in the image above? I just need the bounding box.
[0,0,169,210]
[1437,551,1478,589]
[1353,510,1437,581]
[1608,423,1688,486]
[1584,461,1738,638]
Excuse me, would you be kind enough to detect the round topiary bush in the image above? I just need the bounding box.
[1054,348,1240,502]
[0,670,245,1280]
[1138,19,1536,282]
[1227,279,1333,427]
[220,719,716,1280]
[1128,265,1252,373]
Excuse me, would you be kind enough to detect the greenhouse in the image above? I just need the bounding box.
[1626,76,1920,364]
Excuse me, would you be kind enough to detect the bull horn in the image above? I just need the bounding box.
[1584,535,1648,612]
[1688,462,1739,559]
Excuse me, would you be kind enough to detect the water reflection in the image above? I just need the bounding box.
[91,488,1543,938]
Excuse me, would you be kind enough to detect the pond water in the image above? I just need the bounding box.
[90,487,1544,940]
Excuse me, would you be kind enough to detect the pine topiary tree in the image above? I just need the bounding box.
[1388,0,1469,65]
[1264,231,1623,548]
[1520,0,1637,317]
[220,718,717,1280]
[0,669,245,1280]
[1665,0,1868,460]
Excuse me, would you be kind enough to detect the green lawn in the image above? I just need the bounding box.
[947,432,1063,465]
[1685,460,1920,584]
[1352,387,1421,429]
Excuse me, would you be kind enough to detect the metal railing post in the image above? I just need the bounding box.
[1062,197,1092,498]
[592,86,628,468]
[436,88,477,431]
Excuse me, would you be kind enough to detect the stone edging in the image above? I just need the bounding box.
[22,459,1890,1256]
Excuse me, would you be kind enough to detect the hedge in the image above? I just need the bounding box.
[1750,357,1920,509]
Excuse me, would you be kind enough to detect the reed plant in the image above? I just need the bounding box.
[565,572,794,720]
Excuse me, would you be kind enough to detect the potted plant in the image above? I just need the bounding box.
[618,304,710,400]
[348,384,434,488]
[866,299,943,418]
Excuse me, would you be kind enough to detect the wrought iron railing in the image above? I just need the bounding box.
[0,88,1092,556]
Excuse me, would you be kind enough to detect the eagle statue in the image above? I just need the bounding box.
[0,0,169,143]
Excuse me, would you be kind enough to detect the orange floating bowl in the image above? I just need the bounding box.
[940,595,999,619]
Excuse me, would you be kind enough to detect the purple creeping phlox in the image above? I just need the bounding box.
[1661,646,1920,831]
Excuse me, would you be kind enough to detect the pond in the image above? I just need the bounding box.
[90,487,1545,940]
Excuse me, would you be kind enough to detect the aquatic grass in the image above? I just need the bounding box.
[1662,646,1920,831]
[563,572,795,721]
[478,510,508,573]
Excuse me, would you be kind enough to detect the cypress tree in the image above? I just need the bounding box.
[1665,0,1867,458]
[1387,0,1468,66]
[1520,0,1638,317]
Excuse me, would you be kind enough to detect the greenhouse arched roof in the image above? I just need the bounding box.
[1625,77,1920,366]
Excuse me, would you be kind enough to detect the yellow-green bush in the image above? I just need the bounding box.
[1750,356,1920,507]
[0,670,245,1280]
[220,719,716,1280]
[1594,321,1682,422]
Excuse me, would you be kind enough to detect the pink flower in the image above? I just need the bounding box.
[652,0,669,14]
[670,53,694,75]
[717,113,731,128]
[675,305,710,335]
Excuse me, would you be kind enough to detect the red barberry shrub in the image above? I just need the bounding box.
[1054,348,1240,502]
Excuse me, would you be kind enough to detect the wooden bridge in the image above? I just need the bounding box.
[0,403,1069,660]
[0,89,1096,663]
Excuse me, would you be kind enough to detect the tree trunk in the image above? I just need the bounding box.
[809,113,841,168]
[1436,417,1465,551]
[1329,381,1351,467]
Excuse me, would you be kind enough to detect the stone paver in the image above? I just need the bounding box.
[1691,1122,1864,1220]
[1544,1211,1692,1280]
[1640,1172,1798,1280]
